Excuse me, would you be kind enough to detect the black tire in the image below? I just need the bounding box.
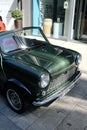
[5,87,25,113]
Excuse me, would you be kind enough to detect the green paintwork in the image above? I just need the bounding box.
[0,27,81,109]
[10,44,74,79]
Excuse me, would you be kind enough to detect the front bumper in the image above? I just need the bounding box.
[33,71,81,106]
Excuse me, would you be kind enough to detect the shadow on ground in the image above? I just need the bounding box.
[0,74,87,130]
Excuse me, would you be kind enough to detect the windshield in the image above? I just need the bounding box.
[0,27,49,53]
[15,27,46,42]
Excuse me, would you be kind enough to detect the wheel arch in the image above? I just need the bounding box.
[4,78,33,103]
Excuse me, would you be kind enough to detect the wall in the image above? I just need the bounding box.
[0,0,17,30]
[22,0,32,27]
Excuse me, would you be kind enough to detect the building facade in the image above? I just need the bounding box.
[32,0,87,42]
[74,0,87,42]
[0,0,87,42]
[32,0,76,41]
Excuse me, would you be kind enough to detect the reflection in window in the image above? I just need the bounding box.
[1,37,19,53]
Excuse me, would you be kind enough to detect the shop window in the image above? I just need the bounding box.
[33,0,71,39]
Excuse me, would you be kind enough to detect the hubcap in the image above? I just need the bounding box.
[7,89,22,111]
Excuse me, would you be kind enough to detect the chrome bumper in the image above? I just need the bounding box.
[33,72,81,106]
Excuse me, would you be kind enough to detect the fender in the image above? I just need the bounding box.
[7,78,32,96]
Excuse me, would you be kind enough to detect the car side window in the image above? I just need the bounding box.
[1,37,19,53]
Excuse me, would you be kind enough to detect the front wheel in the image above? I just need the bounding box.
[5,87,25,113]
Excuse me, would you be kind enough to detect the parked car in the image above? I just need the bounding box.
[0,27,81,113]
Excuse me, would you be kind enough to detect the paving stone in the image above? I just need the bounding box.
[56,105,87,130]
[0,113,22,130]
[1,106,17,120]
[28,109,67,130]
[10,112,38,130]
[68,74,87,99]
[31,106,49,118]
[0,95,7,110]
[49,96,76,114]
[1,105,38,129]
[26,121,47,130]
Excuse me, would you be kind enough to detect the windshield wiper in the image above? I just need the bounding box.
[7,48,22,53]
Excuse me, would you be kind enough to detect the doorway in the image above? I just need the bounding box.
[74,0,87,42]
[81,0,87,39]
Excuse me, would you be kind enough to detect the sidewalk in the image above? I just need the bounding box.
[0,112,22,130]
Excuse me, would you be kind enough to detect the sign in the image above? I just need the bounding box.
[64,1,68,9]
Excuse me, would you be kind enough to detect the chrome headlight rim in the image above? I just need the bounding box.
[39,73,50,88]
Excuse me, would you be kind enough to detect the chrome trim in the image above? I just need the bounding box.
[33,72,81,106]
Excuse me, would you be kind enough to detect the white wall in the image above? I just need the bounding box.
[22,0,32,27]
[0,0,17,30]
[0,0,32,30]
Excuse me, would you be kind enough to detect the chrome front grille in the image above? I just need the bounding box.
[48,66,76,91]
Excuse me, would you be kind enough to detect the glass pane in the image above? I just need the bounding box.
[15,28,46,42]
[82,1,87,37]
[32,0,71,38]
[56,0,70,37]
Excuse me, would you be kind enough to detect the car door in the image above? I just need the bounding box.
[0,53,7,88]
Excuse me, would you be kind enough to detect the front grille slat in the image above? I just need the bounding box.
[48,66,76,91]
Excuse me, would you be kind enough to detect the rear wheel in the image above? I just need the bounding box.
[5,87,25,113]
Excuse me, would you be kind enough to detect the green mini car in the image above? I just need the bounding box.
[0,27,81,113]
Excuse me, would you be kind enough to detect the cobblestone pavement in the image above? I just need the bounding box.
[0,74,87,130]
[0,40,87,130]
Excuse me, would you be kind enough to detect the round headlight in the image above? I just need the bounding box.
[39,73,50,88]
[75,55,82,65]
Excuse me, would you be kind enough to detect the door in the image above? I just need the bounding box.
[74,0,87,40]
[81,0,87,39]
[0,54,7,88]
